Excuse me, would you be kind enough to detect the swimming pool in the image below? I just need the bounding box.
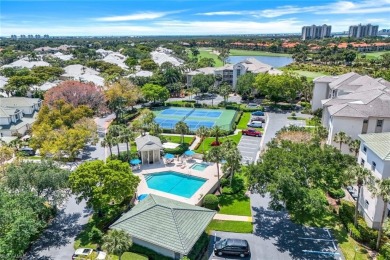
[145,171,207,198]
[191,163,208,171]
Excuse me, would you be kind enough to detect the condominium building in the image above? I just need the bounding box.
[349,24,379,38]
[301,24,332,40]
[357,133,390,228]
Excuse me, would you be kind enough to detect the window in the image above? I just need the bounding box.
[365,200,369,209]
[363,146,367,153]
[361,159,365,166]
[377,120,383,127]
[372,161,376,171]
[363,119,369,124]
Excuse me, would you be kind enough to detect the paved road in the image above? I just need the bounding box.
[237,135,261,165]
[25,196,92,260]
[208,193,344,260]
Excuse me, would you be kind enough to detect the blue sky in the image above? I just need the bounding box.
[1,0,390,36]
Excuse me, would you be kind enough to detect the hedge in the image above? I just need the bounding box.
[129,244,172,260]
[328,188,345,199]
[203,194,219,210]
[121,252,148,260]
[187,232,209,260]
[164,143,189,155]
[379,244,390,260]
[347,222,362,241]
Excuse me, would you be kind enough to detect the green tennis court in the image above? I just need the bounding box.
[153,107,236,131]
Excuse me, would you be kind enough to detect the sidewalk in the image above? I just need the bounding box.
[214,213,253,222]
[190,136,201,150]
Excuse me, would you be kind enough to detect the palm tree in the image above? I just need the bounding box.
[101,134,114,158]
[343,165,372,226]
[349,139,361,158]
[211,125,225,145]
[109,125,123,156]
[205,146,224,192]
[102,229,133,260]
[333,131,350,151]
[221,140,242,185]
[219,82,231,104]
[174,121,189,143]
[368,178,390,250]
[196,126,210,154]
[120,127,135,160]
[149,122,162,137]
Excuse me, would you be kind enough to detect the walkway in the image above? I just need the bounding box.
[214,213,252,222]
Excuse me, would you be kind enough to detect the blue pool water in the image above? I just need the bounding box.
[145,171,207,198]
[191,163,208,171]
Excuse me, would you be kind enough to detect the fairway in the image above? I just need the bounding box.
[229,49,293,57]
[153,107,236,131]
[187,48,223,66]
[360,51,390,59]
[288,70,329,79]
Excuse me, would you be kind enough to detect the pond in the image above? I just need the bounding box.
[227,55,294,68]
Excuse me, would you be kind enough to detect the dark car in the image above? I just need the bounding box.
[252,111,264,116]
[214,238,250,258]
[251,116,265,123]
[20,147,35,156]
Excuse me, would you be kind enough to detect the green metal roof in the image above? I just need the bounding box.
[110,194,215,255]
[358,133,390,160]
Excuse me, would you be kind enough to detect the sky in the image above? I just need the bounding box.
[1,0,390,36]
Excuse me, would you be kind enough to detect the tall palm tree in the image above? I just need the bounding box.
[211,125,225,145]
[333,131,350,151]
[221,140,242,185]
[368,178,390,250]
[102,229,133,260]
[196,126,210,154]
[219,82,231,104]
[349,139,361,158]
[205,146,224,192]
[149,122,162,137]
[343,165,372,226]
[120,127,134,160]
[109,125,123,156]
[101,134,114,158]
[174,121,189,143]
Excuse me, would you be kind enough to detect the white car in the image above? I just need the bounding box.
[72,248,93,259]
[247,121,263,128]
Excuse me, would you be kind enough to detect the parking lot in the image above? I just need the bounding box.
[237,135,261,165]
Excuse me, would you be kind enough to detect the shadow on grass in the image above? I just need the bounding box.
[218,192,249,207]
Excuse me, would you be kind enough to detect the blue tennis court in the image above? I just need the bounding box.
[154,118,180,129]
[190,110,222,118]
[160,108,192,117]
[184,120,214,130]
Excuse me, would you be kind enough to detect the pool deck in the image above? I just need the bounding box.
[134,158,223,205]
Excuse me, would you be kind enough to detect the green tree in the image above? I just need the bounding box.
[196,126,210,154]
[175,121,189,143]
[219,82,231,104]
[221,140,242,186]
[369,178,390,250]
[69,160,140,215]
[102,229,133,260]
[140,58,158,71]
[124,57,137,71]
[333,131,351,151]
[236,73,256,97]
[191,74,215,94]
[349,139,361,158]
[343,164,371,226]
[205,146,224,192]
[191,47,200,57]
[141,83,169,104]
[211,125,225,144]
[101,133,114,158]
[198,57,216,68]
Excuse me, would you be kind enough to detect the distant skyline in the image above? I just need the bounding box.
[1,0,390,36]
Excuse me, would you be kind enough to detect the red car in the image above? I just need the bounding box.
[242,129,262,137]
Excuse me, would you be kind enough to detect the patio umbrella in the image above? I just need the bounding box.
[138,194,148,201]
[164,153,174,159]
[184,150,195,156]
[130,158,141,165]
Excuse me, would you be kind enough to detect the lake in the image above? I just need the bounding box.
[227,55,294,68]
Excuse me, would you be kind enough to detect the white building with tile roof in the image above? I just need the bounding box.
[357,132,390,228]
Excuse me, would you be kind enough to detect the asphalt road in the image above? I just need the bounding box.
[237,135,262,165]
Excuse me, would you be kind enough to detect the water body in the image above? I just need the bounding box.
[227,55,294,68]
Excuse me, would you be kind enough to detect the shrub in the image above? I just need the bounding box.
[231,175,246,194]
[339,200,355,226]
[379,244,390,259]
[211,141,222,146]
[220,178,229,187]
[222,187,233,194]
[347,222,362,241]
[357,217,378,245]
[291,112,296,117]
[203,194,219,210]
[328,188,345,199]
[130,244,172,260]
[88,226,103,244]
[164,143,189,155]
[187,232,209,260]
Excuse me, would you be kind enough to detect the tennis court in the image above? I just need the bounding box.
[153,107,236,131]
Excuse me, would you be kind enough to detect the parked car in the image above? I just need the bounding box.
[214,238,251,258]
[247,121,263,128]
[72,248,93,259]
[96,251,107,260]
[242,129,262,137]
[252,111,265,116]
[19,147,35,156]
[251,116,265,123]
[247,103,258,108]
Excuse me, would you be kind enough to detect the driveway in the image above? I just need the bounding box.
[237,135,261,165]
[24,196,92,260]
[208,193,344,260]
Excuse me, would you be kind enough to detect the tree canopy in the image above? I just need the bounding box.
[191,74,215,94]
[141,83,169,103]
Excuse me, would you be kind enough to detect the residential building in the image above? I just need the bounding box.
[0,97,42,136]
[20,35,26,39]
[110,194,215,259]
[186,58,282,89]
[357,133,390,228]
[10,35,17,40]
[311,73,390,148]
[301,24,332,40]
[349,24,379,38]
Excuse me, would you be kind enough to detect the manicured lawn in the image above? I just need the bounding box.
[161,134,194,145]
[206,220,253,234]
[237,112,251,129]
[229,49,292,57]
[195,132,242,154]
[218,193,251,216]
[121,252,148,260]
[360,51,390,59]
[187,48,224,67]
[285,69,329,80]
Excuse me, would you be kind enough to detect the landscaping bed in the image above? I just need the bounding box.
[161,134,195,145]
[194,132,242,154]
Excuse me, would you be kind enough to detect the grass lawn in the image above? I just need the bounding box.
[229,49,292,57]
[284,69,329,81]
[121,252,148,260]
[206,220,253,234]
[195,132,242,154]
[218,193,251,216]
[187,48,224,67]
[359,51,390,59]
[161,134,194,145]
[237,112,251,129]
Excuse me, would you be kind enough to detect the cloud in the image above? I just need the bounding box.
[196,11,249,16]
[95,11,181,22]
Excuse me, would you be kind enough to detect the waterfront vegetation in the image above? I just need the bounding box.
[229,49,292,57]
